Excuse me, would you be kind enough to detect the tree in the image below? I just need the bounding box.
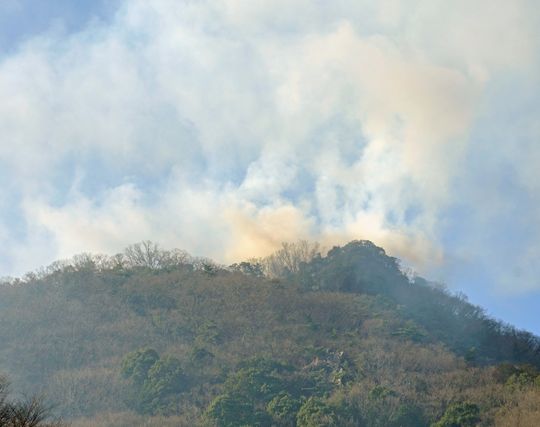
[388,404,425,427]
[205,359,295,426]
[296,397,339,427]
[124,241,166,269]
[223,365,285,402]
[267,392,300,426]
[261,241,321,278]
[229,261,265,278]
[144,356,185,400]
[123,241,191,270]
[121,349,186,415]
[433,403,480,427]
[0,376,64,427]
[205,393,258,427]
[121,348,160,386]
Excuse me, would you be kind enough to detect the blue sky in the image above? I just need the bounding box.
[0,1,539,334]
[0,0,116,53]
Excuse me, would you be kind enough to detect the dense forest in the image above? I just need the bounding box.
[1,240,540,426]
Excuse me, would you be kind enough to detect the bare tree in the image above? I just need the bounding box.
[123,241,192,270]
[261,241,321,278]
[0,377,65,427]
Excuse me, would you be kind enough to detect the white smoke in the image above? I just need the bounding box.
[0,0,538,293]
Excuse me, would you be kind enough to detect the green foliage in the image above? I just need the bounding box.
[493,363,540,390]
[267,392,300,426]
[205,394,254,427]
[228,261,265,278]
[204,356,345,426]
[391,321,427,343]
[144,356,185,401]
[368,385,397,400]
[204,359,298,426]
[189,346,215,364]
[197,320,222,345]
[296,397,339,427]
[505,371,538,389]
[204,392,272,427]
[389,404,426,427]
[224,366,285,402]
[433,403,480,427]
[121,348,160,385]
[121,350,185,415]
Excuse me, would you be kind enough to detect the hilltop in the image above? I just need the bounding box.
[0,240,539,426]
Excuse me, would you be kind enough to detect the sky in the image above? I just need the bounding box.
[0,1,539,333]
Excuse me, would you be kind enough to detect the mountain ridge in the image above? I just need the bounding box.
[1,240,539,425]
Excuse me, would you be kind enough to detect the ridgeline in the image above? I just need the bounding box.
[1,240,539,426]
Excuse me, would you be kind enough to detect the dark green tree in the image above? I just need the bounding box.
[296,397,339,427]
[267,392,301,426]
[433,402,480,427]
[140,356,186,413]
[121,349,186,415]
[120,348,159,385]
[205,393,270,427]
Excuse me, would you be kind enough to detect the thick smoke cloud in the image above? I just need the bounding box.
[0,0,539,295]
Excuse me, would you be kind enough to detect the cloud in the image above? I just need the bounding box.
[0,0,539,296]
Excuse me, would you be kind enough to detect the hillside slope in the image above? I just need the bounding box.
[1,241,539,426]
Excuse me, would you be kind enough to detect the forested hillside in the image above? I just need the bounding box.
[1,240,540,426]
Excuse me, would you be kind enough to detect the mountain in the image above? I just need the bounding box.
[0,240,539,426]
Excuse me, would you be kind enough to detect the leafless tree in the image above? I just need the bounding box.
[0,377,65,427]
[261,240,321,278]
